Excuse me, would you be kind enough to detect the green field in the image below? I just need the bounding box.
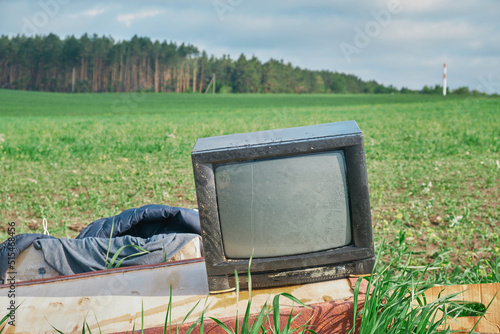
[0,89,499,280]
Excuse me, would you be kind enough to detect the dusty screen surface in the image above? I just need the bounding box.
[215,151,351,258]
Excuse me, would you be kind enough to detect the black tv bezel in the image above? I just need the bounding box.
[191,121,375,292]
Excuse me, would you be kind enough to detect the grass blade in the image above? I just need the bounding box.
[93,313,102,334]
[0,303,21,333]
[241,297,252,333]
[163,243,167,262]
[45,317,65,334]
[104,217,115,269]
[141,300,145,334]
[85,320,93,334]
[209,317,234,334]
[163,284,172,334]
[234,269,240,334]
[250,299,270,334]
[105,244,150,269]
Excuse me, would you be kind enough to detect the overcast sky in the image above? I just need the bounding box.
[1,0,499,92]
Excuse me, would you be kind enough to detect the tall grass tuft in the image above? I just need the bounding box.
[163,284,207,334]
[349,232,491,334]
[209,255,316,334]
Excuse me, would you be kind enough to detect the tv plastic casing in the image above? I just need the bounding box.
[191,120,375,292]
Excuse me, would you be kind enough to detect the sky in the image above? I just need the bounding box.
[1,0,499,92]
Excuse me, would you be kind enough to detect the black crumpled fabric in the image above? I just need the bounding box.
[0,204,201,284]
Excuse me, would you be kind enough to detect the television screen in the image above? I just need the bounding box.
[215,151,351,259]
[192,120,374,292]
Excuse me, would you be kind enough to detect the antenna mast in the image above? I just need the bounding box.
[443,63,447,96]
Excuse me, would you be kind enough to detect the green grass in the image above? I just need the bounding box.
[0,89,499,281]
[349,233,496,334]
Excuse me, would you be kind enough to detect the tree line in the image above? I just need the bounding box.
[0,34,485,95]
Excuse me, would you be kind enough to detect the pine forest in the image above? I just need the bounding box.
[0,34,401,94]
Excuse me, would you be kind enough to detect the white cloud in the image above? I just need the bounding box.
[117,10,163,27]
[69,6,115,19]
[384,20,476,41]
[82,8,108,17]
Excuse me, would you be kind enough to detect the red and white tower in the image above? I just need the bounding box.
[443,63,447,96]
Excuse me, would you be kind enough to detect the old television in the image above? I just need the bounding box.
[191,120,374,292]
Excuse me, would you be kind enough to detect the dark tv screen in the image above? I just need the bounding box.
[215,151,351,259]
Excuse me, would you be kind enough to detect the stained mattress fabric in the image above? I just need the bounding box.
[0,204,201,284]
